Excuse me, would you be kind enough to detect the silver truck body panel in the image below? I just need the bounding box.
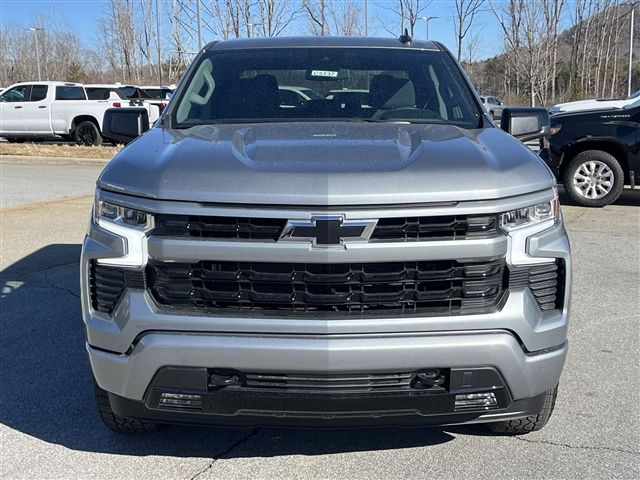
[87,332,567,402]
[98,124,553,205]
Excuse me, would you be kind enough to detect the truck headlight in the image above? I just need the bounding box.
[499,188,559,232]
[93,198,153,267]
[94,200,151,229]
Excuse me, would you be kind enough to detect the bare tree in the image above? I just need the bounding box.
[463,29,483,65]
[329,0,364,35]
[303,0,330,35]
[541,0,567,103]
[454,0,485,62]
[379,0,433,37]
[2,0,636,98]
[256,0,299,37]
[490,0,548,106]
[99,0,140,82]
[0,19,87,85]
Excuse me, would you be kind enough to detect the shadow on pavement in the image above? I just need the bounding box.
[0,244,476,459]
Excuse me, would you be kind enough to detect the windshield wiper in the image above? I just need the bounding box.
[342,118,412,124]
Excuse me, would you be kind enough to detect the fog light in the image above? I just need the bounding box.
[159,392,202,410]
[454,392,498,411]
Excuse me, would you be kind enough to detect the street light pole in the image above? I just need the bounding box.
[419,16,439,40]
[248,22,262,38]
[365,0,368,36]
[196,0,202,50]
[27,27,44,81]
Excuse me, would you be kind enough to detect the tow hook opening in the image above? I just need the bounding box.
[410,369,448,390]
[208,371,241,389]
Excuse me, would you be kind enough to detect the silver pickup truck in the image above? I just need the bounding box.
[82,36,570,434]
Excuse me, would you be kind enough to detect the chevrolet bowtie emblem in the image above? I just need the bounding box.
[279,215,377,246]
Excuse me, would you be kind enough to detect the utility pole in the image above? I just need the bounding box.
[26,27,44,81]
[156,0,162,85]
[196,0,203,50]
[629,6,635,97]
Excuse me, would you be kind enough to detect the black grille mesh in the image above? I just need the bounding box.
[509,259,565,311]
[153,214,498,242]
[91,258,566,316]
[371,215,497,241]
[89,262,145,314]
[146,259,507,315]
[237,372,420,393]
[154,215,287,240]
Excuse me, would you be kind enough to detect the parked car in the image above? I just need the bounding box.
[83,36,569,435]
[139,85,175,100]
[325,88,371,108]
[549,90,640,114]
[542,98,639,206]
[479,95,505,119]
[84,84,129,101]
[278,85,323,107]
[0,81,123,145]
[119,84,168,115]
[84,84,161,123]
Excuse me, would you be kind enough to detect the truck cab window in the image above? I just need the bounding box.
[1,85,30,102]
[30,85,48,102]
[55,86,86,100]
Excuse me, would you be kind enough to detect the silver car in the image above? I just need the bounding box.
[82,36,570,434]
[479,95,505,119]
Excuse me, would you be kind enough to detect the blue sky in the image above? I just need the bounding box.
[0,0,565,60]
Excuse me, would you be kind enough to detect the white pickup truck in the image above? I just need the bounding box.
[0,81,159,146]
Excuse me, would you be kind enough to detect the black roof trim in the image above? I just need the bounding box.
[205,36,441,52]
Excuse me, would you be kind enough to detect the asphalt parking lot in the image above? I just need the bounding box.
[1,161,639,479]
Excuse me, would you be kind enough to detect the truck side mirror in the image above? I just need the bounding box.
[501,107,550,143]
[102,107,150,144]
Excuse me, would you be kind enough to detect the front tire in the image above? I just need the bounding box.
[563,150,624,207]
[74,120,103,146]
[485,385,558,435]
[94,381,157,433]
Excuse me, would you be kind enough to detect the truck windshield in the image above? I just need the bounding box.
[173,48,482,128]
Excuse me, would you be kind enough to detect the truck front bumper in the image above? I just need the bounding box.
[88,329,566,426]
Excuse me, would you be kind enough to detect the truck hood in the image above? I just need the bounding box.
[99,122,553,205]
[551,98,631,113]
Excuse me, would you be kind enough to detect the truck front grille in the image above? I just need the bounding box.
[146,259,507,315]
[206,370,448,393]
[152,214,498,242]
[371,215,497,241]
[243,372,416,393]
[154,215,287,240]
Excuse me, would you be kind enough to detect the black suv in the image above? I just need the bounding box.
[544,99,640,206]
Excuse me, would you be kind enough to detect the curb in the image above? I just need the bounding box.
[0,155,110,166]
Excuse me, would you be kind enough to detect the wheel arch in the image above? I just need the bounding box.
[71,115,101,134]
[560,140,630,182]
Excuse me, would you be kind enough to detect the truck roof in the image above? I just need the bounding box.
[206,36,441,52]
[7,81,82,87]
[84,84,123,88]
